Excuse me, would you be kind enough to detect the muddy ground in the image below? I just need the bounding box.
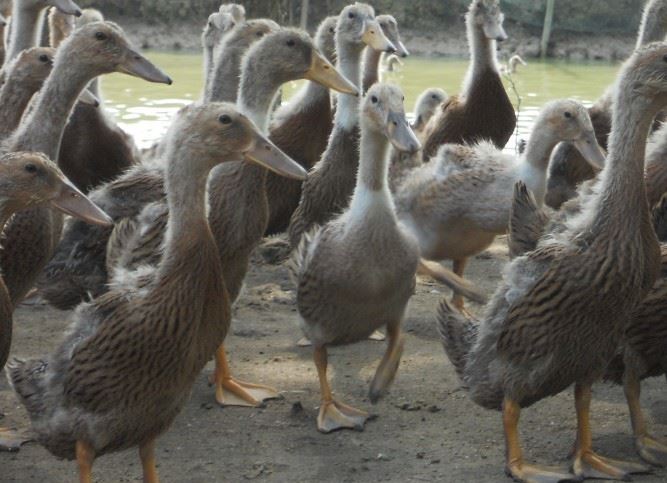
[1,236,666,482]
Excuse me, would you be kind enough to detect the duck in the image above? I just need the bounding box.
[396,99,605,313]
[106,28,354,408]
[264,15,338,236]
[6,102,301,482]
[388,87,448,193]
[0,14,7,66]
[421,0,516,160]
[501,54,527,75]
[382,54,403,74]
[50,9,141,193]
[0,46,54,141]
[201,4,244,95]
[362,14,407,92]
[545,0,667,209]
[37,19,277,310]
[0,21,171,310]
[288,2,396,248]
[3,0,81,65]
[0,151,108,452]
[292,83,421,433]
[437,43,667,482]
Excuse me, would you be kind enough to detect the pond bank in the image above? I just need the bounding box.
[122,19,635,62]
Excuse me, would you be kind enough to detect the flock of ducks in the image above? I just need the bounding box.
[0,0,664,482]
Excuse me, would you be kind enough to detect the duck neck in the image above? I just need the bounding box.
[349,125,393,219]
[206,45,244,103]
[362,47,382,92]
[237,60,284,133]
[519,126,560,205]
[0,75,40,140]
[636,1,667,48]
[164,149,211,250]
[463,15,498,95]
[334,41,364,131]
[592,91,657,235]
[9,58,91,160]
[5,1,44,63]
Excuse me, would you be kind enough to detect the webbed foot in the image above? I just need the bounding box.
[0,427,32,452]
[213,375,280,407]
[636,434,667,467]
[506,462,579,483]
[317,400,368,433]
[572,451,651,481]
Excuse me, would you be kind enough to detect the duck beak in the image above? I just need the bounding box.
[361,20,396,53]
[574,132,606,170]
[118,49,173,85]
[78,88,100,107]
[50,178,113,226]
[52,0,82,17]
[305,50,359,96]
[395,40,409,58]
[244,132,307,181]
[387,111,421,154]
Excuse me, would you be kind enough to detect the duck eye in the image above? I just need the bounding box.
[219,114,232,125]
[329,27,335,33]
[663,54,667,63]
[564,111,572,119]
[24,163,37,173]
[95,31,107,41]
[208,21,213,27]
[39,54,49,62]
[256,31,264,37]
[348,12,355,19]
[371,95,378,104]
[286,39,295,47]
[431,94,437,99]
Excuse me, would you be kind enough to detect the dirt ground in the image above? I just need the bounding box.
[1,236,666,483]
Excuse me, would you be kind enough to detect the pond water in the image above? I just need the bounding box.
[100,52,622,152]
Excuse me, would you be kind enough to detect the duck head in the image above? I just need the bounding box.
[472,0,507,42]
[338,3,396,53]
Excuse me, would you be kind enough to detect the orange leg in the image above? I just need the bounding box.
[502,398,575,483]
[452,258,469,315]
[139,439,159,483]
[369,323,404,403]
[211,343,280,407]
[624,371,667,466]
[314,346,368,433]
[76,440,95,483]
[572,383,650,480]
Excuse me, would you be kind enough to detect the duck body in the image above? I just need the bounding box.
[421,0,516,159]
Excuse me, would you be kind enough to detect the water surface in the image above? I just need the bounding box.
[100,52,621,152]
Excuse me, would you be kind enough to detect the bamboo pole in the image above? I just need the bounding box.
[300,0,310,30]
[541,0,555,58]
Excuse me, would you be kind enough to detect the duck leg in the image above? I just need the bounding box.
[211,344,280,407]
[503,398,577,483]
[76,440,95,483]
[314,345,368,433]
[139,438,160,483]
[369,322,404,403]
[624,370,667,466]
[452,258,471,316]
[571,383,650,480]
[0,427,31,451]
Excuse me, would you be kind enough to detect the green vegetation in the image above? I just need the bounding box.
[76,0,645,34]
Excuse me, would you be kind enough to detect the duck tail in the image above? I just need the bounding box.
[651,192,667,242]
[287,225,320,285]
[418,259,486,304]
[6,358,49,417]
[508,181,549,259]
[436,298,477,383]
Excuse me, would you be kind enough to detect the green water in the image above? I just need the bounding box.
[100,52,621,151]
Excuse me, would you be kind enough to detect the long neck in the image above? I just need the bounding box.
[362,47,382,92]
[237,61,282,133]
[518,126,559,205]
[462,17,497,95]
[0,77,40,140]
[9,60,91,160]
[334,42,363,131]
[591,91,657,235]
[6,2,43,63]
[163,148,211,254]
[348,124,393,221]
[636,1,667,48]
[206,45,244,103]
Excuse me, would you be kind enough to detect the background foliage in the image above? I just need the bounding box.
[74,0,646,34]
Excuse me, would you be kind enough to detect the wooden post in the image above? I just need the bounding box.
[541,0,555,58]
[300,0,310,30]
